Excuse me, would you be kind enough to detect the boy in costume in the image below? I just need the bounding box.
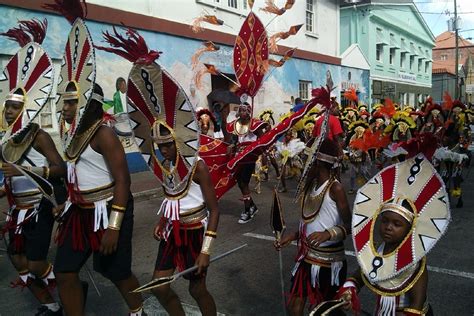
[275,139,352,315]
[95,26,220,316]
[43,2,144,314]
[338,155,450,315]
[0,18,65,316]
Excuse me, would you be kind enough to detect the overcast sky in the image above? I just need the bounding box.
[414,0,474,40]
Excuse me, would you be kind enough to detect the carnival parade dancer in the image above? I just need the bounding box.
[42,2,144,314]
[226,102,268,224]
[95,26,220,315]
[337,155,450,315]
[258,109,280,182]
[275,139,352,315]
[275,129,305,193]
[0,18,66,316]
[347,120,371,194]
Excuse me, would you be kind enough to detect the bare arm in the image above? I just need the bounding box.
[33,129,66,179]
[91,126,131,208]
[330,181,352,235]
[193,159,219,233]
[193,159,219,274]
[406,264,428,310]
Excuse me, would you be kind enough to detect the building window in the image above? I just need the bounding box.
[441,54,447,61]
[400,52,406,68]
[299,80,312,101]
[418,58,422,72]
[389,48,396,65]
[376,44,383,62]
[425,61,429,73]
[306,0,315,33]
[197,0,247,12]
[409,55,414,71]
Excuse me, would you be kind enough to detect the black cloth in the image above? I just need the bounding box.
[7,198,55,261]
[236,162,256,185]
[290,260,347,309]
[155,227,204,280]
[54,195,134,282]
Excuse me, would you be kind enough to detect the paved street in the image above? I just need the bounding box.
[1,168,473,315]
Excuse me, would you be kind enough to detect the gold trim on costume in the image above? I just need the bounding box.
[201,235,214,255]
[179,206,207,225]
[75,182,115,203]
[108,210,124,230]
[301,178,335,223]
[2,124,40,163]
[305,245,346,264]
[369,201,419,258]
[234,120,249,136]
[6,93,25,103]
[13,190,42,207]
[361,257,426,297]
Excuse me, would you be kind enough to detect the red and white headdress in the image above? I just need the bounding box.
[352,155,450,289]
[0,19,53,149]
[43,0,96,159]
[95,27,199,198]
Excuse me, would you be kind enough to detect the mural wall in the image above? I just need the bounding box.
[0,5,370,172]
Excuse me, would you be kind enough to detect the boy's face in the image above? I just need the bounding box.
[4,100,24,125]
[379,211,411,245]
[62,99,78,124]
[158,141,177,163]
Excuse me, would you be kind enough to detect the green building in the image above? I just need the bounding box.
[340,0,435,108]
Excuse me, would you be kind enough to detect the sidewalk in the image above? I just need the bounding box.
[130,171,162,201]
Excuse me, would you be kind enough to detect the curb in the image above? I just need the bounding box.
[132,188,163,201]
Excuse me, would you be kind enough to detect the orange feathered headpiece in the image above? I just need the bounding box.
[343,88,358,104]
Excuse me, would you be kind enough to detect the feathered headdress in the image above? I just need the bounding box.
[95,26,161,65]
[42,0,87,24]
[379,98,396,119]
[343,87,358,105]
[0,19,54,154]
[44,0,97,159]
[96,26,200,200]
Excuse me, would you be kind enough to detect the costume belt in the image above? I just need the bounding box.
[12,190,42,208]
[73,182,114,203]
[304,243,346,266]
[179,205,207,226]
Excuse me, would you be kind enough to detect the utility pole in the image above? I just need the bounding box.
[454,0,459,99]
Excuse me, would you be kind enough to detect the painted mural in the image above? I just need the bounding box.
[0,5,369,172]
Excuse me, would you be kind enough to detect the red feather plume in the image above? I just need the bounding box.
[442,91,453,111]
[43,0,87,25]
[311,86,331,110]
[343,88,358,103]
[1,18,48,47]
[379,98,396,119]
[95,26,161,65]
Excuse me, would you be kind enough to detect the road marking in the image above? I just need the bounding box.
[243,232,474,280]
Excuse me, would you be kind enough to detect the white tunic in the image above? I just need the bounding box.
[64,143,115,232]
[75,144,114,191]
[303,179,343,248]
[179,180,205,212]
[11,146,47,195]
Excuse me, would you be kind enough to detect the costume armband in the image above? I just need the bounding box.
[108,210,124,230]
[201,235,215,255]
[327,225,346,242]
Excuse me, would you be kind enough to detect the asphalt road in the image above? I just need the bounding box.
[1,168,473,315]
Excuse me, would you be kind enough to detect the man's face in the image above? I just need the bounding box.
[4,100,24,126]
[239,107,250,120]
[62,99,78,124]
